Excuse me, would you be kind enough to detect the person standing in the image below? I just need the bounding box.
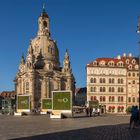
[86,106,89,117]
[89,107,93,117]
[97,108,100,116]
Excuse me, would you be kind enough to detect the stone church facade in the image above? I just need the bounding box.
[14,7,75,109]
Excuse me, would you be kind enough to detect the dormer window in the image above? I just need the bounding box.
[93,61,97,66]
[128,65,132,70]
[99,61,105,66]
[108,61,114,67]
[126,59,129,64]
[135,65,139,70]
[132,59,136,64]
[117,61,123,67]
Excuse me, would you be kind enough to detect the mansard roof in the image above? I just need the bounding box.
[87,53,139,70]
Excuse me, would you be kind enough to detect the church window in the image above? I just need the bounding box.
[43,21,47,27]
[128,97,131,102]
[26,82,29,93]
[133,97,135,102]
[118,79,120,84]
[128,72,131,77]
[133,80,135,84]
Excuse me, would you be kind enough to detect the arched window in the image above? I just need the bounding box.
[93,87,96,92]
[112,96,114,102]
[109,78,111,83]
[121,79,123,84]
[91,96,94,101]
[128,72,131,77]
[100,87,102,92]
[112,87,115,92]
[133,80,135,84]
[93,78,96,83]
[90,87,93,92]
[90,78,94,83]
[109,87,111,92]
[128,97,131,102]
[100,78,102,83]
[103,78,106,83]
[109,96,111,102]
[118,87,120,92]
[43,21,47,27]
[26,82,29,93]
[103,87,106,92]
[121,87,124,92]
[118,96,120,102]
[94,96,96,100]
[100,96,102,102]
[121,96,123,102]
[133,97,135,102]
[118,79,120,84]
[112,79,114,83]
[103,96,106,102]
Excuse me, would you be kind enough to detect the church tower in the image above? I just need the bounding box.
[14,5,75,110]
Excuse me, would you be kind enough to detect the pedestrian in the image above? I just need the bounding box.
[97,108,100,116]
[86,106,89,117]
[129,106,139,129]
[93,108,95,116]
[89,107,93,117]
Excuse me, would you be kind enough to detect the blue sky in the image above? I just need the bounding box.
[0,0,140,92]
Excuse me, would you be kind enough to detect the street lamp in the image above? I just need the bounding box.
[137,16,140,110]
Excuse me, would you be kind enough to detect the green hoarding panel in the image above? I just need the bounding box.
[53,91,71,110]
[42,99,52,109]
[17,96,30,109]
[89,100,99,108]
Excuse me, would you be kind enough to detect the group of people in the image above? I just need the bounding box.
[85,106,100,117]
[129,106,139,129]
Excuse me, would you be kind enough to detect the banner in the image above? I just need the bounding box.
[42,98,52,109]
[17,95,30,110]
[52,91,71,110]
[89,100,99,108]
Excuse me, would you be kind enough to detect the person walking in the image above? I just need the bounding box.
[129,106,139,129]
[86,106,89,117]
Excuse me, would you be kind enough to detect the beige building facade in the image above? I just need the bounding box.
[14,7,75,110]
[87,53,139,113]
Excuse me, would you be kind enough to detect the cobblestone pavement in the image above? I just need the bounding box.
[0,113,139,140]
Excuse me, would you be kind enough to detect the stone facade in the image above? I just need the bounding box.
[86,53,139,113]
[14,7,75,109]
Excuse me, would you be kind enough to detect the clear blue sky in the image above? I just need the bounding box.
[0,0,140,92]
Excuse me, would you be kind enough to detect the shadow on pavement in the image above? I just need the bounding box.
[12,123,140,140]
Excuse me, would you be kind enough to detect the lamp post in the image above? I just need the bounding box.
[137,16,140,110]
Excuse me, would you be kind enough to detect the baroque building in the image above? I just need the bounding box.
[14,6,75,109]
[86,53,139,113]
